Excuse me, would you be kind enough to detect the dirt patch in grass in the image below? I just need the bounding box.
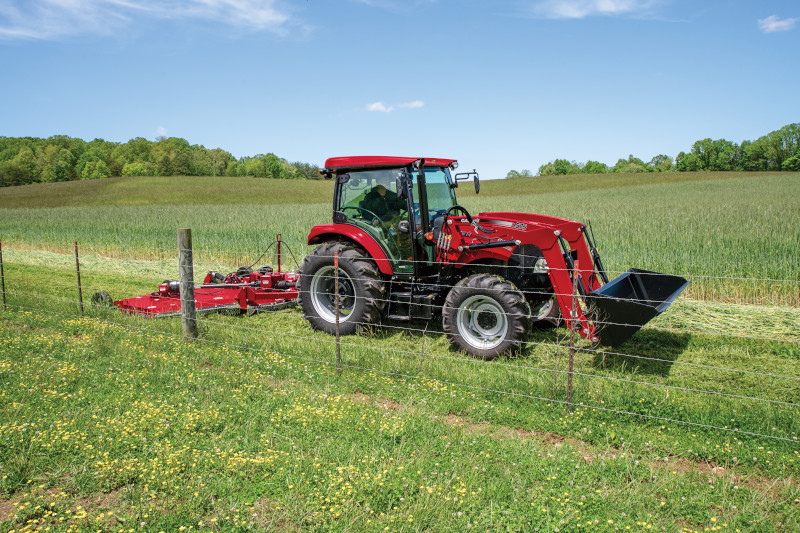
[251,498,298,532]
[374,398,403,411]
[652,456,786,497]
[0,496,19,521]
[363,392,794,495]
[350,392,411,415]
[77,488,123,511]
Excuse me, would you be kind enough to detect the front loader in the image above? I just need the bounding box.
[299,156,688,359]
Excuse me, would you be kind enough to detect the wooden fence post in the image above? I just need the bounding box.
[0,239,6,311]
[178,228,199,341]
[74,241,84,317]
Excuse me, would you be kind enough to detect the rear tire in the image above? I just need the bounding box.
[443,274,531,360]
[299,242,385,335]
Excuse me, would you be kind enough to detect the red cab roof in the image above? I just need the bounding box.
[324,156,457,170]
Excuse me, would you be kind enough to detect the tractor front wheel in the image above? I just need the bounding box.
[299,242,385,335]
[443,274,531,360]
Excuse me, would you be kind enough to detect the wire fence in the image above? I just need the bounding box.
[7,238,800,287]
[1,236,799,447]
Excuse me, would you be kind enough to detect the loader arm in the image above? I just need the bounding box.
[443,212,688,346]
[538,227,601,342]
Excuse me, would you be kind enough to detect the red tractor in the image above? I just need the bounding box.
[299,156,688,359]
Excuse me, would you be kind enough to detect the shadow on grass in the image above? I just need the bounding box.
[343,318,691,380]
[590,329,692,377]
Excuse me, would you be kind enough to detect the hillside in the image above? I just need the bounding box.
[1,170,799,531]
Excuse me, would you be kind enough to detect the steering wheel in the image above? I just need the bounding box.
[341,206,373,219]
[442,204,494,235]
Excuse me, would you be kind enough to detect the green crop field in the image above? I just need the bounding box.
[1,171,800,532]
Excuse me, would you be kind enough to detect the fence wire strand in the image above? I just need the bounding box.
[4,288,799,410]
[2,238,800,446]
[2,300,797,445]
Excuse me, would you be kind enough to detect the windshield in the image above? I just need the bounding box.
[412,166,457,222]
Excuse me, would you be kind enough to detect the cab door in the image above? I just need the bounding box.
[335,168,415,275]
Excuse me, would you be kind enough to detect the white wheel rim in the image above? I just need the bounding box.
[309,266,355,323]
[455,295,508,350]
[535,297,555,320]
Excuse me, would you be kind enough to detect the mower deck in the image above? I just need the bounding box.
[114,268,299,317]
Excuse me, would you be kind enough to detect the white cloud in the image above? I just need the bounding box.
[353,0,437,10]
[366,100,424,113]
[529,0,658,19]
[397,100,424,110]
[367,102,393,113]
[758,15,798,33]
[156,126,168,137]
[0,0,290,40]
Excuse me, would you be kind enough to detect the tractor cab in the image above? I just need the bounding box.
[322,156,467,278]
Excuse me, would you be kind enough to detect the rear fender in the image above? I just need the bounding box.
[307,224,394,276]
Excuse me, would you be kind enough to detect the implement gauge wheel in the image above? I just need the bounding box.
[298,242,385,335]
[530,294,562,329]
[91,291,113,307]
[443,274,531,360]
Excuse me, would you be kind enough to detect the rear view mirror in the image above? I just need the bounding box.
[396,173,409,200]
[454,170,480,194]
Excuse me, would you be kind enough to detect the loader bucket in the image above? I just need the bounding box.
[588,268,689,346]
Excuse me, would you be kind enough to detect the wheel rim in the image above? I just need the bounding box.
[309,266,356,323]
[535,296,555,320]
[455,295,508,350]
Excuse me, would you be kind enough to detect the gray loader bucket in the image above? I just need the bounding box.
[588,268,689,346]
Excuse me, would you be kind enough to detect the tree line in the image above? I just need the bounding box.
[507,123,800,178]
[0,136,322,187]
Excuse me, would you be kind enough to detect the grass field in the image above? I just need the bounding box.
[1,171,798,303]
[1,171,799,532]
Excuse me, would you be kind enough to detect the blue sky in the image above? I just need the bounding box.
[1,0,798,179]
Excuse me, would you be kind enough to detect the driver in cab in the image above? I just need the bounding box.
[362,177,405,223]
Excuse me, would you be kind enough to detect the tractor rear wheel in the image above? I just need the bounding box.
[443,274,531,360]
[299,242,385,335]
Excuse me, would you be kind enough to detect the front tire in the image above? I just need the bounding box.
[443,274,531,360]
[299,242,385,335]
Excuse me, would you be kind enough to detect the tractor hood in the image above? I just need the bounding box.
[474,211,578,230]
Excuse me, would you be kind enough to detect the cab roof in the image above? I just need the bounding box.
[324,156,457,170]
